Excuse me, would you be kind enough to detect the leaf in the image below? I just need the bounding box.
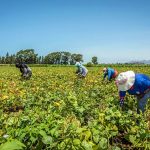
[50,128,60,138]
[84,130,91,140]
[42,136,53,144]
[92,128,99,135]
[112,125,118,131]
[2,95,9,100]
[93,134,100,143]
[105,116,111,121]
[39,130,53,144]
[50,127,57,136]
[129,135,137,144]
[73,139,81,145]
[130,127,137,134]
[0,139,26,150]
[81,140,93,150]
[39,130,47,137]
[30,136,37,143]
[6,117,15,126]
[128,110,133,115]
[58,141,66,149]
[112,146,121,150]
[98,137,108,149]
[76,127,86,134]
[20,133,26,140]
[77,107,85,113]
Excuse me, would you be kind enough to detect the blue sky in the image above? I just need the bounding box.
[0,0,150,63]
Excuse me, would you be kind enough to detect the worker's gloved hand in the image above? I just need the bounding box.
[119,99,124,107]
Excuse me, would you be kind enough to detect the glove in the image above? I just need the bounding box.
[120,99,124,107]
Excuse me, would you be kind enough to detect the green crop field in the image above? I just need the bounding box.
[0,66,150,149]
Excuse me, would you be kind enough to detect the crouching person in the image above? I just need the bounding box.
[16,63,32,79]
[75,62,88,78]
[103,67,118,81]
[115,71,150,114]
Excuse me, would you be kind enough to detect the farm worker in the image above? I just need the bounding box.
[103,67,118,81]
[16,63,32,79]
[75,62,88,77]
[115,71,150,114]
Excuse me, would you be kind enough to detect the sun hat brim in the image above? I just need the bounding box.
[75,62,81,67]
[116,71,135,91]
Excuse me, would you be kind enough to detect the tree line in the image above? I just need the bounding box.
[0,49,98,65]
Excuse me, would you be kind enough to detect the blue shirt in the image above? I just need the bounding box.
[119,74,150,100]
[104,68,115,81]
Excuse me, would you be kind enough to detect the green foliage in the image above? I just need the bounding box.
[0,139,26,150]
[16,49,38,64]
[0,51,84,65]
[44,52,83,65]
[86,62,93,67]
[92,56,98,64]
[0,66,150,149]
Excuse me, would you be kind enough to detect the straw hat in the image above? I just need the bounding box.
[103,68,107,72]
[115,71,135,91]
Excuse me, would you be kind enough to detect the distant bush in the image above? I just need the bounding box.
[86,62,93,67]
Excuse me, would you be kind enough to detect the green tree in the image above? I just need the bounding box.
[16,49,38,64]
[1,57,5,64]
[37,56,42,64]
[44,51,71,64]
[41,56,45,64]
[54,52,61,64]
[61,52,71,64]
[70,54,83,65]
[5,52,11,64]
[75,54,83,62]
[44,53,55,64]
[11,54,16,64]
[92,56,98,64]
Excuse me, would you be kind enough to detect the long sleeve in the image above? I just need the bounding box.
[80,67,83,74]
[103,72,107,79]
[22,63,28,68]
[119,91,126,106]
[107,70,112,81]
[142,79,150,89]
[76,67,80,74]
[20,68,24,73]
[119,91,126,99]
[76,67,82,74]
[24,64,28,68]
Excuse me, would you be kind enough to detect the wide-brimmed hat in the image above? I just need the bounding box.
[103,68,107,72]
[75,62,81,67]
[115,71,135,91]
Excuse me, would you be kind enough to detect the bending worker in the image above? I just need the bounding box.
[103,67,118,81]
[16,63,32,79]
[115,71,150,114]
[75,62,88,78]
